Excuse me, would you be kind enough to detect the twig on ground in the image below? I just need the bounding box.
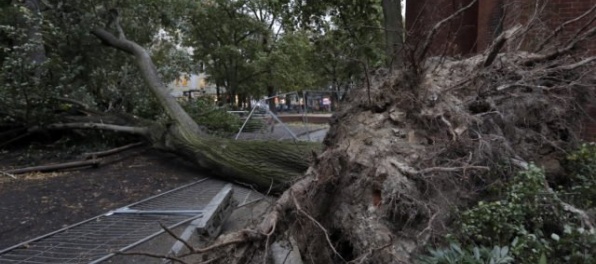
[4,159,101,174]
[1,171,16,179]
[159,222,195,254]
[121,226,260,263]
[82,142,144,159]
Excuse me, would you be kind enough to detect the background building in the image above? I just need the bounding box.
[406,0,596,56]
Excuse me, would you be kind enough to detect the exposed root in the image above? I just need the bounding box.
[291,192,345,263]
[483,25,523,67]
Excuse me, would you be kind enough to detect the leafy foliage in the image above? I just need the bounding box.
[419,243,513,264]
[431,165,596,263]
[1,0,388,129]
[181,97,264,134]
[563,143,596,208]
[182,98,242,134]
[0,1,193,127]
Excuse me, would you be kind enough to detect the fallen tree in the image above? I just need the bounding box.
[17,4,595,263]
[180,5,594,264]
[7,11,320,193]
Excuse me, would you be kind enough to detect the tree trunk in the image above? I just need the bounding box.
[267,85,276,113]
[90,18,318,192]
[216,82,222,103]
[382,0,404,68]
[159,131,317,191]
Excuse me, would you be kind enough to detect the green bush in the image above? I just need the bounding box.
[418,243,513,264]
[422,164,596,263]
[181,98,242,134]
[181,98,265,134]
[564,143,596,208]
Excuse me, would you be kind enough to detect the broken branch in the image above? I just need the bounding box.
[4,159,101,175]
[159,222,195,254]
[91,15,201,134]
[484,25,522,67]
[33,122,149,136]
[82,142,144,159]
[1,171,16,179]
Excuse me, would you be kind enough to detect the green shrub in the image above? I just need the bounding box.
[433,165,596,264]
[418,243,513,264]
[181,98,266,135]
[181,98,243,134]
[564,143,596,208]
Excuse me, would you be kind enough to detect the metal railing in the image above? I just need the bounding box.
[0,178,265,264]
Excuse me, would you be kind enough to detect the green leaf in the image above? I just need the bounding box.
[539,253,547,264]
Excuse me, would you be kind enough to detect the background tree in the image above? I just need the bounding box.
[186,0,265,108]
[288,0,387,100]
[382,0,404,67]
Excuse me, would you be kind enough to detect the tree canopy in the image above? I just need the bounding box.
[0,0,397,121]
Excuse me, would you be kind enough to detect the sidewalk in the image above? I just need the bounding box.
[235,123,328,142]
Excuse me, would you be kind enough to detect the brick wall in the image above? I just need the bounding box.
[477,0,504,50]
[405,0,478,56]
[408,0,596,55]
[547,0,596,55]
[496,0,596,55]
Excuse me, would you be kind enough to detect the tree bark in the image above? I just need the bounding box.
[382,0,404,68]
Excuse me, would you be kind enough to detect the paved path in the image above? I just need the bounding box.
[299,128,328,142]
[235,124,328,141]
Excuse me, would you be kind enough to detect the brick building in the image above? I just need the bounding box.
[405,0,596,56]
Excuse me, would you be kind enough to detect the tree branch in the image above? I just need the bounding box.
[90,12,201,135]
[4,159,101,175]
[524,23,596,65]
[547,56,596,71]
[535,4,596,52]
[32,122,149,136]
[483,24,522,67]
[82,142,145,159]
